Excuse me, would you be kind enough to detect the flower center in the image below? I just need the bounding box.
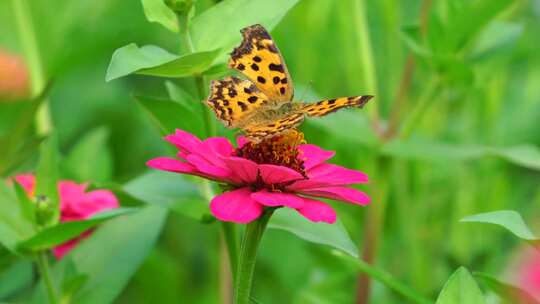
[235,130,306,176]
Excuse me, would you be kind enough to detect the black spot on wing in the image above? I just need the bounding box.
[268,63,284,72]
[237,101,248,111]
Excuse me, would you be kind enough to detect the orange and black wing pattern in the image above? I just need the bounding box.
[206,76,269,128]
[228,24,294,103]
[301,96,373,117]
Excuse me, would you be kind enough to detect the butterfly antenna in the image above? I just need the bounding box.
[297,80,314,102]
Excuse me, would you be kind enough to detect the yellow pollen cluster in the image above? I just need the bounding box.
[236,130,306,175]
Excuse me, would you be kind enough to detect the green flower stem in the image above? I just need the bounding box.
[35,252,59,304]
[177,11,215,138]
[234,210,273,304]
[11,0,52,135]
[222,221,239,280]
[334,251,432,304]
[352,0,380,126]
[194,74,216,137]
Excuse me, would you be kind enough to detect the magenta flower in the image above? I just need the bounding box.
[516,248,540,301]
[146,129,370,224]
[14,174,119,259]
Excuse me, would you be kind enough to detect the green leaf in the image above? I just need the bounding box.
[164,81,199,113]
[123,171,209,221]
[61,273,89,304]
[17,208,137,252]
[399,26,431,58]
[382,139,486,161]
[64,127,113,182]
[0,260,33,298]
[0,182,36,251]
[190,0,301,53]
[469,22,523,61]
[105,44,220,81]
[436,267,486,304]
[382,140,540,171]
[0,87,48,175]
[460,210,538,241]
[13,182,36,227]
[141,0,179,32]
[35,134,60,226]
[32,206,167,304]
[138,49,221,77]
[474,272,540,304]
[135,95,206,137]
[268,208,358,257]
[488,145,540,171]
[445,0,513,52]
[106,44,177,81]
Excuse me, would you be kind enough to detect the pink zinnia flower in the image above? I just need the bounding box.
[515,247,540,301]
[146,129,370,224]
[14,174,119,259]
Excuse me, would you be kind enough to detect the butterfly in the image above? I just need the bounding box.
[205,24,373,141]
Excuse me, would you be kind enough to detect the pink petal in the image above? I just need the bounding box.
[147,157,232,182]
[236,136,249,148]
[58,181,88,212]
[186,154,232,179]
[164,129,202,154]
[251,190,304,208]
[259,164,304,185]
[300,186,370,205]
[296,197,336,224]
[176,151,188,160]
[210,188,263,224]
[298,144,335,170]
[75,189,119,217]
[202,137,235,157]
[195,137,235,169]
[290,164,368,190]
[14,174,36,196]
[222,156,258,184]
[146,157,198,173]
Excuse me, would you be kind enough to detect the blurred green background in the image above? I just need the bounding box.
[1,0,540,303]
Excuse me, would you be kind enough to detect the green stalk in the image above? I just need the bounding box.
[194,74,216,137]
[200,180,237,301]
[12,0,52,135]
[352,0,380,125]
[234,210,273,304]
[177,11,214,138]
[356,156,391,304]
[222,222,239,280]
[35,252,59,304]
